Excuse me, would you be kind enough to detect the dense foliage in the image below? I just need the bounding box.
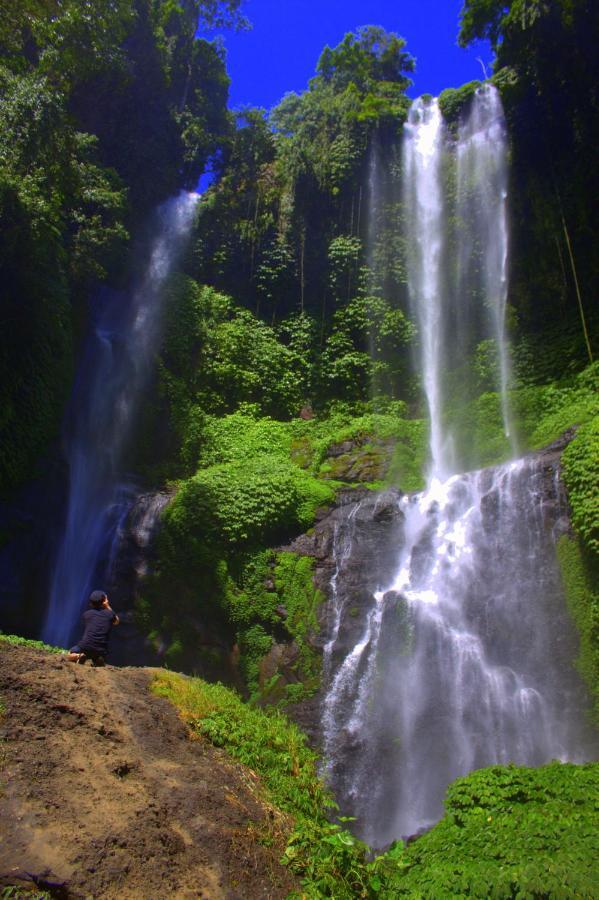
[0,0,236,497]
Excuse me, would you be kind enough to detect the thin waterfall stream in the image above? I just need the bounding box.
[320,88,598,847]
[44,192,198,647]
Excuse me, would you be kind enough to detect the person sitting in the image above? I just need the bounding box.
[66,590,119,666]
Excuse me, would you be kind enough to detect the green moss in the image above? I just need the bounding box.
[556,535,599,721]
[446,361,599,471]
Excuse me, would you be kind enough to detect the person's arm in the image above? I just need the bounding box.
[105,603,120,626]
[102,596,119,625]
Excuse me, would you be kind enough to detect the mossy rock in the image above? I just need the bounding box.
[318,434,395,483]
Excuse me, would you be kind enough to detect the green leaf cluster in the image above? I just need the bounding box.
[386,762,599,898]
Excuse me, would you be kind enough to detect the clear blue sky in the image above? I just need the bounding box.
[209,0,493,111]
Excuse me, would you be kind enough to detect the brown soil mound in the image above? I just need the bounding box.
[0,642,298,899]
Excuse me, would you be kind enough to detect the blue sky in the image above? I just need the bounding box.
[210,0,493,111]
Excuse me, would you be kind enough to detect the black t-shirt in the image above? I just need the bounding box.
[79,608,115,654]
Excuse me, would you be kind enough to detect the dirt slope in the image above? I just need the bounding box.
[0,642,298,899]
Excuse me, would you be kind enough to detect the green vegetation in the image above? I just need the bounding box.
[0,633,64,655]
[556,536,599,722]
[2,2,599,892]
[152,669,378,897]
[0,887,51,900]
[136,398,428,685]
[438,80,481,128]
[562,414,599,555]
[385,762,599,898]
[441,360,599,472]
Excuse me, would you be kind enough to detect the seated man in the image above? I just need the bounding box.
[66,590,120,666]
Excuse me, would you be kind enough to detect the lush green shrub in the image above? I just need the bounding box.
[556,536,599,721]
[438,79,481,128]
[271,552,324,702]
[561,414,599,555]
[447,361,599,471]
[384,762,599,898]
[166,456,335,548]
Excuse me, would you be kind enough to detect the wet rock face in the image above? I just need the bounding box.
[284,487,405,740]
[283,433,581,752]
[103,492,172,666]
[291,487,404,611]
[107,492,172,605]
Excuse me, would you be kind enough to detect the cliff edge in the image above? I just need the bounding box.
[0,642,296,899]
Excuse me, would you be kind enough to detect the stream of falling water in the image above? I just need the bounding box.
[44,192,198,646]
[321,88,597,847]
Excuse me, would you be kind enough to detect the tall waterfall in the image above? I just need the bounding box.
[403,97,449,480]
[43,192,198,646]
[321,88,597,847]
[403,87,513,479]
[456,85,513,446]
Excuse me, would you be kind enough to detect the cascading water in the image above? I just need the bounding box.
[321,89,598,848]
[43,192,198,647]
[322,456,597,846]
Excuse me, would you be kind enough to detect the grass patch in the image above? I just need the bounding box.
[151,670,378,897]
[0,633,64,654]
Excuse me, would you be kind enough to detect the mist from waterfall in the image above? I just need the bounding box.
[321,87,597,847]
[43,192,198,647]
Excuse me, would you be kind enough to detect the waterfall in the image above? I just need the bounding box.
[320,88,597,848]
[322,456,597,847]
[403,87,514,479]
[43,192,198,647]
[403,97,449,480]
[457,84,514,447]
